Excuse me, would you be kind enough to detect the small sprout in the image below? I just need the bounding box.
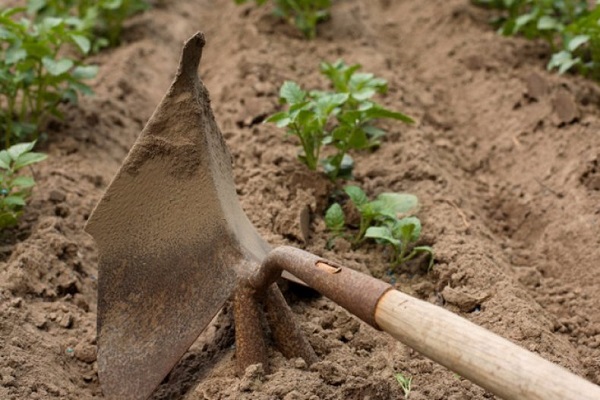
[394,372,412,399]
[325,185,433,270]
[0,141,47,229]
[324,202,345,236]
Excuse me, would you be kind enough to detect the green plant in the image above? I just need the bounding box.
[267,61,413,180]
[0,141,47,228]
[234,0,332,39]
[27,0,151,49]
[394,372,413,399]
[472,0,600,79]
[0,7,98,146]
[325,185,434,270]
[473,0,588,45]
[549,7,600,79]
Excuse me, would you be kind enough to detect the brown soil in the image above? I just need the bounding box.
[1,0,599,399]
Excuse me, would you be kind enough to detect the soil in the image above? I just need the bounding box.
[1,0,599,399]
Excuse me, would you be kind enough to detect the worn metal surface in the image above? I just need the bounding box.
[264,284,318,365]
[262,247,392,329]
[233,284,269,376]
[85,32,270,400]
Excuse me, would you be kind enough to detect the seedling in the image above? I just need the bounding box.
[234,0,331,39]
[0,7,98,146]
[325,185,434,270]
[267,61,413,180]
[395,372,413,399]
[0,141,47,228]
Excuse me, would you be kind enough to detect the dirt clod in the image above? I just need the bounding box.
[239,363,265,392]
[74,343,97,364]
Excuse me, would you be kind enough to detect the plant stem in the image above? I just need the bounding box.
[5,95,17,147]
[292,124,317,170]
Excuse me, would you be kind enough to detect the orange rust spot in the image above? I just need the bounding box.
[315,262,341,274]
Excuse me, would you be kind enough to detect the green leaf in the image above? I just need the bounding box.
[547,50,580,74]
[347,127,369,149]
[72,65,98,80]
[22,42,53,58]
[7,142,36,161]
[27,0,46,15]
[514,13,534,32]
[315,92,348,117]
[265,111,291,127]
[362,125,386,144]
[413,246,435,270]
[1,7,27,18]
[568,35,589,52]
[295,109,318,130]
[102,0,124,10]
[13,152,47,170]
[0,211,19,228]
[67,80,94,96]
[337,110,362,127]
[0,151,11,169]
[6,47,27,64]
[325,203,345,232]
[41,17,64,30]
[373,193,419,220]
[331,125,352,141]
[322,153,353,180]
[363,106,414,124]
[280,81,306,104]
[352,88,377,101]
[392,216,422,243]
[11,176,35,189]
[537,16,560,31]
[42,57,74,76]
[3,195,26,207]
[365,226,400,247]
[338,153,354,178]
[70,34,91,54]
[344,185,368,207]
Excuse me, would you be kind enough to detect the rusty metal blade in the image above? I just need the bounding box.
[85,32,270,400]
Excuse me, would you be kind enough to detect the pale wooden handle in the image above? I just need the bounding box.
[375,290,600,400]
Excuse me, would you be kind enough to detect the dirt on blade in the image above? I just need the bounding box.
[0,1,599,400]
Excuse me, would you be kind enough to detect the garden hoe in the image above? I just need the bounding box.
[85,32,600,400]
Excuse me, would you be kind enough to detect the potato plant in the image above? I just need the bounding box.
[0,141,46,228]
[27,0,151,49]
[267,61,413,180]
[325,185,434,270]
[473,0,600,79]
[234,0,332,39]
[473,0,587,43]
[0,7,98,146]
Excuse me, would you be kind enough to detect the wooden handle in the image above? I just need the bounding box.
[375,290,600,400]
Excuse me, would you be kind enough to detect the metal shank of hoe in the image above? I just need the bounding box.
[255,246,392,329]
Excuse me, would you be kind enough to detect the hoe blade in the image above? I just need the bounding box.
[85,32,269,400]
